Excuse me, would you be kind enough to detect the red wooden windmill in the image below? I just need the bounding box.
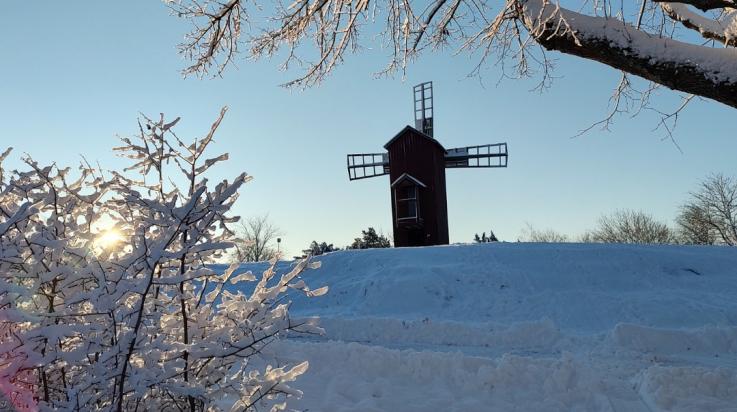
[347,82,508,247]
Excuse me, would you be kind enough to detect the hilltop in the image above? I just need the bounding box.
[232,243,737,411]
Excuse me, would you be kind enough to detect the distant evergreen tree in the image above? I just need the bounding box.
[348,227,391,249]
[474,230,499,243]
[305,240,339,256]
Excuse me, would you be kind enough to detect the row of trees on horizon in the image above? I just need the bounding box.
[235,173,737,261]
[510,173,737,246]
[230,219,392,262]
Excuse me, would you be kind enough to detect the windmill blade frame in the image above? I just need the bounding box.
[414,81,434,137]
[347,152,390,180]
[445,143,508,168]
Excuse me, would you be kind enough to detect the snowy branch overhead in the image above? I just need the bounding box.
[170,0,737,110]
[521,0,737,108]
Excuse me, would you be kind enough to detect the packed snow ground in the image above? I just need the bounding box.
[234,243,737,411]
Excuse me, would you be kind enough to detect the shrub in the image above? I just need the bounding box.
[0,109,325,411]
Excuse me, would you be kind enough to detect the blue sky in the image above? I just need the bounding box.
[1,2,736,256]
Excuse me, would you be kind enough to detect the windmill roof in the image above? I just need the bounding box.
[383,125,446,151]
[390,173,427,188]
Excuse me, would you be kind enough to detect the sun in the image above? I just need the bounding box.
[96,228,123,250]
[93,214,124,251]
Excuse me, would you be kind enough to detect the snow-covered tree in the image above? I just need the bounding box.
[169,0,737,113]
[0,108,326,411]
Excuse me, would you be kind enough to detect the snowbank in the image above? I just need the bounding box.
[234,243,737,411]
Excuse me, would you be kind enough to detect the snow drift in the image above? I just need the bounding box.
[232,243,737,411]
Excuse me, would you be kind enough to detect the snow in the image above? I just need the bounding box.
[522,0,737,85]
[230,243,737,411]
[660,3,737,44]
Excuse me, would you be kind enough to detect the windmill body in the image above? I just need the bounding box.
[385,126,450,246]
[347,82,508,247]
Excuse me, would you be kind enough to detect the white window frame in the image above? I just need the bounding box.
[395,185,419,221]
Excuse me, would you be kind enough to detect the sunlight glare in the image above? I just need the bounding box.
[97,228,123,250]
[93,215,124,250]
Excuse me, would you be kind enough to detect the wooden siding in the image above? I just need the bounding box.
[386,127,449,247]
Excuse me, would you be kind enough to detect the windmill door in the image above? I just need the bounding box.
[406,228,426,246]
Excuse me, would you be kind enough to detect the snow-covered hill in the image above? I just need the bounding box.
[238,243,737,411]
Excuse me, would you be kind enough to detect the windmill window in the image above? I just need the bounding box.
[396,185,419,220]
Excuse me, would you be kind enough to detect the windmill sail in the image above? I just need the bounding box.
[414,82,434,137]
[347,153,390,180]
[445,143,508,168]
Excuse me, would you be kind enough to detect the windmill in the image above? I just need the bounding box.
[346,82,508,247]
